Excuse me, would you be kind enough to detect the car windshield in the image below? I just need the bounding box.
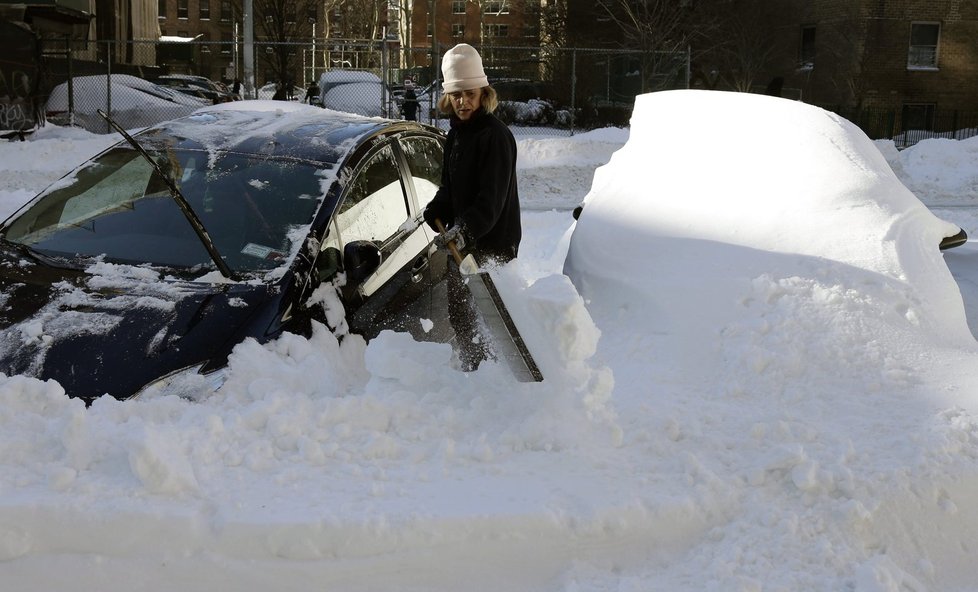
[2,145,327,275]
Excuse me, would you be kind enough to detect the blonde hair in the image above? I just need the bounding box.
[438,86,499,116]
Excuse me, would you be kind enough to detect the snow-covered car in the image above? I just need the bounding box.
[155,74,237,103]
[564,89,968,321]
[0,101,449,402]
[317,70,384,117]
[45,74,209,134]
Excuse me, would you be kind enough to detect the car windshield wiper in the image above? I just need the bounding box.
[0,236,76,269]
[96,109,237,280]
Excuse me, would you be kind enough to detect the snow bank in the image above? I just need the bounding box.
[4,96,978,590]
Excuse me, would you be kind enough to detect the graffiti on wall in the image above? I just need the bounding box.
[0,21,40,131]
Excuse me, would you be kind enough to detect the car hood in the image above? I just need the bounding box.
[0,250,282,402]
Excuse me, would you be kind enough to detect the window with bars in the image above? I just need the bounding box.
[483,0,508,14]
[484,23,508,37]
[908,22,940,69]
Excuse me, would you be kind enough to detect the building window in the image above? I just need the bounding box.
[799,25,815,69]
[200,0,210,20]
[427,22,432,37]
[452,23,464,37]
[483,0,508,14]
[908,22,939,69]
[452,0,465,14]
[158,0,166,19]
[484,24,508,37]
[201,44,211,53]
[221,33,232,53]
[220,0,231,22]
[177,0,188,19]
[285,4,296,23]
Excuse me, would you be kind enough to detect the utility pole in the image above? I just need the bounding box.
[429,0,437,86]
[243,0,255,98]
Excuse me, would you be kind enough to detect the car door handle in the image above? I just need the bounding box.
[411,256,429,283]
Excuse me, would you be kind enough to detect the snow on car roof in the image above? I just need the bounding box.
[152,101,393,167]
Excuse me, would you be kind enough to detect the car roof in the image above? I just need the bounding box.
[159,74,212,81]
[134,101,442,166]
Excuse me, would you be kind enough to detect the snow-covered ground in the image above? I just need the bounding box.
[2,92,978,591]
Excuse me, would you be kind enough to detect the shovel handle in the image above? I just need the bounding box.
[434,218,465,266]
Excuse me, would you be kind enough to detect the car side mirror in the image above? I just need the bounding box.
[315,246,342,282]
[940,228,968,251]
[343,240,382,283]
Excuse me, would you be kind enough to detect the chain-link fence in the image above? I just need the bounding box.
[10,37,978,147]
[25,38,691,137]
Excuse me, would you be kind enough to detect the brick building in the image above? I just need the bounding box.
[401,0,543,80]
[760,0,978,121]
[563,0,978,135]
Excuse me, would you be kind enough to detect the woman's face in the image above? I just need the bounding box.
[448,88,483,121]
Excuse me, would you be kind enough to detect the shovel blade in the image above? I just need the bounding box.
[464,265,543,382]
[458,253,480,276]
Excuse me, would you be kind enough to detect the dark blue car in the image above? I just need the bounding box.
[0,102,450,402]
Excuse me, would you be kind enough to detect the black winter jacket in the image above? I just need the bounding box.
[423,108,521,258]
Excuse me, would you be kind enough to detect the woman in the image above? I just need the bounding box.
[423,43,522,371]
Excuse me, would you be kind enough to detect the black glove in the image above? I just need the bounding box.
[434,222,467,251]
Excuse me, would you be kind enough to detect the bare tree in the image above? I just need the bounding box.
[593,0,707,92]
[250,0,320,87]
[822,8,872,108]
[707,1,779,93]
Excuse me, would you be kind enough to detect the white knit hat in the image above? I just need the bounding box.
[441,44,489,93]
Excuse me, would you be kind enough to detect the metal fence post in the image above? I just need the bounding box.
[570,49,576,136]
[381,33,388,118]
[66,35,74,128]
[106,40,112,134]
[686,46,691,88]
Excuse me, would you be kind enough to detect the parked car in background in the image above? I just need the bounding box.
[0,102,450,402]
[317,70,384,117]
[45,74,209,134]
[256,82,305,101]
[155,74,237,104]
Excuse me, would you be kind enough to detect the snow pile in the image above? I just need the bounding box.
[516,126,628,211]
[2,94,978,590]
[876,136,978,205]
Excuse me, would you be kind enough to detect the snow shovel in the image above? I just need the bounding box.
[435,219,543,382]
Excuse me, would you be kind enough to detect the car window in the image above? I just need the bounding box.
[337,144,408,250]
[399,135,442,209]
[3,145,325,275]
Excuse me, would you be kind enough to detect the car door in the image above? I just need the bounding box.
[395,132,453,342]
[330,137,436,340]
